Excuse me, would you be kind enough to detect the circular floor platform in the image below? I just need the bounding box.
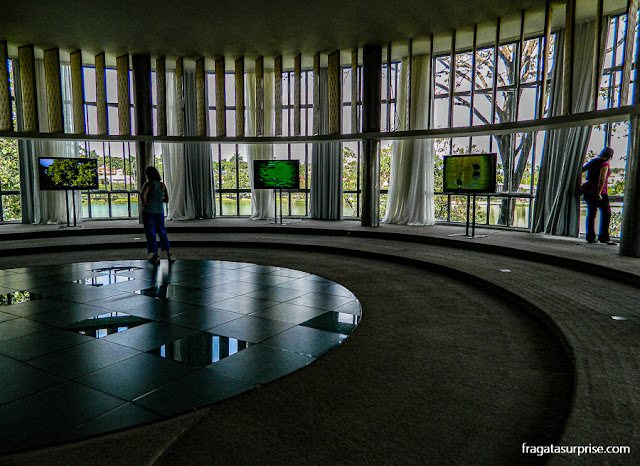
[0,259,361,453]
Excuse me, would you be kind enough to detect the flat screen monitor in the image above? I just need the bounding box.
[253,159,300,189]
[442,153,497,193]
[38,157,99,191]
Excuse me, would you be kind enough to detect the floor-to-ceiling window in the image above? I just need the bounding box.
[433,32,554,229]
[80,65,139,219]
[0,59,20,222]
[583,11,638,238]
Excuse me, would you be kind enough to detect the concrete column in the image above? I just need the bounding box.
[620,114,640,256]
[132,55,153,223]
[361,44,382,227]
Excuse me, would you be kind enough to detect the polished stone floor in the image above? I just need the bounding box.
[0,259,360,453]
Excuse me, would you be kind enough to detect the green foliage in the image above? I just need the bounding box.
[0,137,21,221]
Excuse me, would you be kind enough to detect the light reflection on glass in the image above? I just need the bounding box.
[70,312,149,338]
[73,274,135,287]
[150,333,251,367]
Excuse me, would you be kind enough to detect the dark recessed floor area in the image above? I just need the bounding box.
[0,259,360,453]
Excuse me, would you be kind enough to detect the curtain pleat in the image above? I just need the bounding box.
[532,21,603,236]
[247,71,275,219]
[382,55,435,226]
[183,70,214,219]
[163,70,188,220]
[310,68,342,220]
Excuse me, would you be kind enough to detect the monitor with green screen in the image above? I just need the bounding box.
[38,157,99,191]
[442,153,496,193]
[253,160,300,189]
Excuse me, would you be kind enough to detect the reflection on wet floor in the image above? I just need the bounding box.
[149,333,252,367]
[73,275,136,287]
[0,291,46,306]
[65,312,150,338]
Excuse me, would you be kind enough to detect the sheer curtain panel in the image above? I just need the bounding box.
[382,55,435,225]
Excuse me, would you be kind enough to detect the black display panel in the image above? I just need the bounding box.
[38,157,99,190]
[253,160,300,189]
[442,153,497,193]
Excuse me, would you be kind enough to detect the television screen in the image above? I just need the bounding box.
[443,153,497,193]
[253,160,300,189]
[38,157,99,191]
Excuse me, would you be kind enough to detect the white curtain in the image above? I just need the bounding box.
[382,55,435,225]
[247,70,275,220]
[163,70,188,220]
[532,21,604,236]
[310,68,342,219]
[28,60,81,224]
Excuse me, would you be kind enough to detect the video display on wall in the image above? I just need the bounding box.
[253,160,300,189]
[442,153,497,193]
[38,157,99,190]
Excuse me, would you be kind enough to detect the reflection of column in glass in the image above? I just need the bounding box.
[219,336,230,360]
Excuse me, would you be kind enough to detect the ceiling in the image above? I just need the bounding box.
[1,0,626,65]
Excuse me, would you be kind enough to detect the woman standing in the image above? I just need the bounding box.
[582,147,615,245]
[142,166,176,264]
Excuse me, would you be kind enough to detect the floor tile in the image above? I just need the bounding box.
[134,284,202,299]
[266,269,310,279]
[300,310,361,334]
[0,311,18,323]
[285,292,356,311]
[167,288,237,306]
[0,353,19,371]
[46,403,163,446]
[135,369,257,416]
[102,321,198,351]
[148,332,253,367]
[28,303,117,327]
[209,280,270,295]
[0,363,64,406]
[0,382,125,447]
[124,300,201,320]
[276,278,337,293]
[76,353,197,401]
[332,299,363,316]
[208,315,295,343]
[207,344,315,385]
[171,274,233,290]
[0,328,93,361]
[28,339,141,379]
[210,296,279,314]
[0,297,71,318]
[0,435,16,455]
[163,308,244,331]
[245,287,310,303]
[0,318,50,343]
[86,293,158,312]
[250,302,329,324]
[261,325,348,357]
[237,274,297,287]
